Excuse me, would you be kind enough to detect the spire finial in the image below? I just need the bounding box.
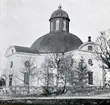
[88,36,91,42]
[58,5,62,9]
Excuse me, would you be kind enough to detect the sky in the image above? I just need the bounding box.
[0,0,110,71]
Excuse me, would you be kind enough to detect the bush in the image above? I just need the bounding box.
[40,86,53,96]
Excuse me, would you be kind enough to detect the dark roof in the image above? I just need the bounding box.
[14,46,39,54]
[31,32,83,53]
[49,7,70,21]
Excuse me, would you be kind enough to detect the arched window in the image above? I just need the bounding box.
[56,20,59,31]
[50,22,53,31]
[63,20,66,31]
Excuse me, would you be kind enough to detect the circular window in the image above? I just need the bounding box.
[88,59,93,66]
[24,61,30,68]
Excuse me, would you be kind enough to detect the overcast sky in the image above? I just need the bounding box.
[0,0,110,71]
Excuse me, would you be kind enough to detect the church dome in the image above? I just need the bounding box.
[31,32,83,53]
[31,6,83,53]
[49,5,70,21]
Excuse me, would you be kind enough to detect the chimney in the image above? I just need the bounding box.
[88,36,91,42]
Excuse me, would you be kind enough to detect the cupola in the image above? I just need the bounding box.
[49,5,70,32]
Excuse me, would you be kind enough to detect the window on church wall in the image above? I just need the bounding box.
[24,72,29,85]
[10,61,13,68]
[24,61,30,68]
[45,73,54,86]
[88,46,92,51]
[9,75,13,86]
[88,59,93,66]
[88,71,93,85]
[56,20,59,31]
[63,20,66,31]
[50,22,53,31]
[49,73,54,85]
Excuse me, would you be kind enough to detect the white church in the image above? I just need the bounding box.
[4,6,106,89]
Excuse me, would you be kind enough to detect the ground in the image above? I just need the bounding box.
[0,94,110,105]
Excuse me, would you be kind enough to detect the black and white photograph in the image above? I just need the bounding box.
[0,0,110,104]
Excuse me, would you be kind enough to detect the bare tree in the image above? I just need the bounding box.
[41,53,74,95]
[40,60,54,96]
[95,30,110,69]
[94,30,110,87]
[18,57,38,94]
[74,57,89,92]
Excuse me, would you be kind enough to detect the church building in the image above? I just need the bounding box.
[5,6,105,89]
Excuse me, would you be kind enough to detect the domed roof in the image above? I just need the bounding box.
[31,32,83,53]
[49,5,70,21]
